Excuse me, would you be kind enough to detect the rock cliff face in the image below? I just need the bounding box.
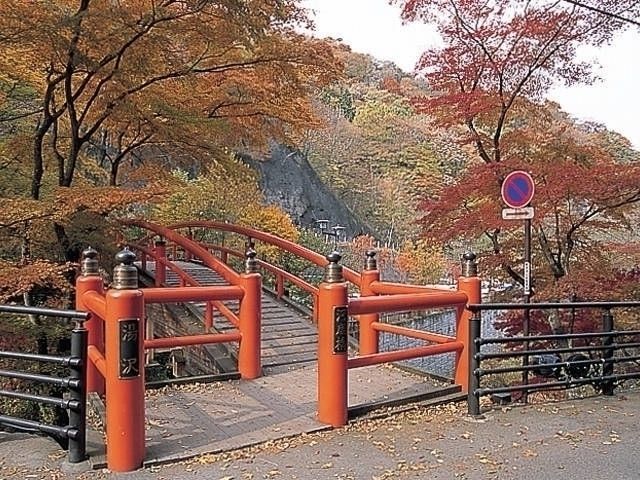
[241,144,373,238]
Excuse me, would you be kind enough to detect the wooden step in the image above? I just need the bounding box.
[140,259,320,373]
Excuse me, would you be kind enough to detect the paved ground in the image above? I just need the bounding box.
[2,389,640,479]
[104,363,455,468]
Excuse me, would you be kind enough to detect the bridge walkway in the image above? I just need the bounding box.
[117,260,462,468]
[142,260,319,373]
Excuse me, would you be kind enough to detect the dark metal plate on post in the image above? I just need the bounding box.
[119,318,140,379]
[333,306,348,354]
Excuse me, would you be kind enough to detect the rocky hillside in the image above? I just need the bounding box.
[241,144,374,238]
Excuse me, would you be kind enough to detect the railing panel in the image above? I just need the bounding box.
[467,302,640,416]
[0,304,88,463]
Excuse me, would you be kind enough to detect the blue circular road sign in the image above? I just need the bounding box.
[501,171,535,209]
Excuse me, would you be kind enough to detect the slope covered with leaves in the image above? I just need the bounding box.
[303,45,470,246]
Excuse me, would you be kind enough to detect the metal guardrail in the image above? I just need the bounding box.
[467,301,640,416]
[0,304,89,463]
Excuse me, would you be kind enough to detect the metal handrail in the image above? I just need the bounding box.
[469,301,640,310]
[0,305,88,463]
[0,304,90,319]
[468,301,640,416]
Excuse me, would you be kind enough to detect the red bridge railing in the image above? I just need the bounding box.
[74,238,262,471]
[77,221,480,471]
[316,251,480,426]
[123,220,480,427]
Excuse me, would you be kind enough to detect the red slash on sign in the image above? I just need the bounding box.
[501,171,535,209]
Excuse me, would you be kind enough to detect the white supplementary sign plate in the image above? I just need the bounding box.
[502,206,534,220]
[524,261,531,295]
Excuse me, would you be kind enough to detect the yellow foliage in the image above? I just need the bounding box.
[149,163,300,263]
[239,205,299,242]
[151,162,262,225]
[239,205,300,263]
[395,239,446,285]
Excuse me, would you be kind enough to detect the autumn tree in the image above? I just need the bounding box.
[395,238,447,285]
[0,0,343,312]
[151,158,299,265]
[1,0,338,195]
[0,0,340,267]
[395,0,640,164]
[440,105,640,296]
[394,0,640,302]
[152,160,262,226]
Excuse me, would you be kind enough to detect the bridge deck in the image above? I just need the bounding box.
[111,260,461,467]
[142,261,319,372]
[130,363,459,467]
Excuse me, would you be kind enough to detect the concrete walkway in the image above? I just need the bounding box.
[2,389,640,479]
[98,363,458,468]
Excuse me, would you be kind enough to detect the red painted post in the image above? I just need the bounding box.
[185,230,193,261]
[276,273,285,299]
[455,252,481,392]
[358,250,380,355]
[104,248,145,472]
[76,247,105,395]
[204,302,214,330]
[220,250,228,264]
[238,249,261,379]
[317,252,349,427]
[154,240,166,287]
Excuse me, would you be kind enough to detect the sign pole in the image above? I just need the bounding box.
[522,217,532,403]
[500,170,535,405]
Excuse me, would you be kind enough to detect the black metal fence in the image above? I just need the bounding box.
[467,301,640,416]
[0,304,89,463]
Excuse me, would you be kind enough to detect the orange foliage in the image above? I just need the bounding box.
[392,0,640,300]
[1,0,341,198]
[0,259,75,303]
[395,239,446,285]
[0,0,342,298]
[239,205,300,263]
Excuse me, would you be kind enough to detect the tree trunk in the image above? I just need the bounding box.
[62,138,81,187]
[31,123,50,200]
[110,160,119,186]
[53,222,81,262]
